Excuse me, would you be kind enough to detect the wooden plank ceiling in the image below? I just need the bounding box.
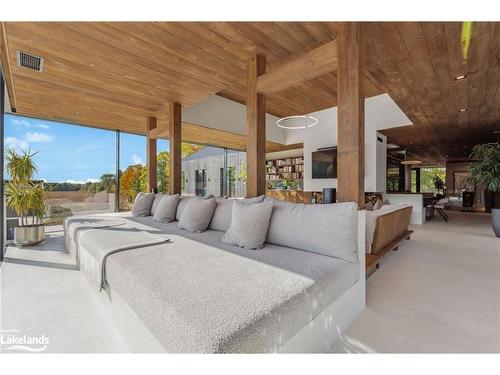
[365,22,500,164]
[1,22,499,163]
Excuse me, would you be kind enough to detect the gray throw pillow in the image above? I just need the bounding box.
[153,194,180,223]
[209,195,266,232]
[221,200,274,249]
[175,194,215,221]
[178,196,217,232]
[131,192,155,217]
[150,193,163,216]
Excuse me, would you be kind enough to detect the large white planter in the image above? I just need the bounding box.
[14,225,45,246]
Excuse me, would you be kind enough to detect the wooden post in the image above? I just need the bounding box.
[168,102,182,195]
[337,22,365,208]
[246,54,266,197]
[415,167,421,193]
[404,164,412,192]
[146,116,157,193]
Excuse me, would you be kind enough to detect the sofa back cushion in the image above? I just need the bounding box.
[153,194,180,223]
[266,199,358,263]
[209,195,266,232]
[178,196,217,232]
[131,192,155,217]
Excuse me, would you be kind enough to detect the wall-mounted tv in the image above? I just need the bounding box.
[312,148,337,179]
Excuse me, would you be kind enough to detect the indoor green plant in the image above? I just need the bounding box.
[467,142,500,237]
[5,149,47,246]
[432,175,445,197]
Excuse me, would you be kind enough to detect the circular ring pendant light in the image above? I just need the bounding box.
[276,115,318,130]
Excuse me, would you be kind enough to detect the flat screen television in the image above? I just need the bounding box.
[312,148,337,179]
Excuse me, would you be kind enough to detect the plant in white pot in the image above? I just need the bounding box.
[5,149,47,246]
[467,142,500,237]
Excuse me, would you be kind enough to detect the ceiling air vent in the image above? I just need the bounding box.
[16,51,44,72]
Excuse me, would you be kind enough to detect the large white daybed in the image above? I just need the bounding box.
[64,197,365,353]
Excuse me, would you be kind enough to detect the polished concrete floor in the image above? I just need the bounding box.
[1,211,499,353]
[332,210,500,353]
[0,227,127,353]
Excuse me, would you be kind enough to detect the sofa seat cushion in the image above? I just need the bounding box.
[76,213,359,353]
[266,199,358,263]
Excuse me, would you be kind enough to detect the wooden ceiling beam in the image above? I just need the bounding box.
[151,121,298,153]
[256,40,337,95]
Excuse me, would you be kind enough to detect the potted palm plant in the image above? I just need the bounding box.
[467,142,500,237]
[5,149,47,246]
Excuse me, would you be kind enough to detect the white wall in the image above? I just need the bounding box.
[183,95,286,144]
[383,193,426,225]
[285,94,411,192]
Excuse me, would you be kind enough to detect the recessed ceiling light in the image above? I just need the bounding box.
[75,111,81,115]
[455,75,467,81]
[459,108,467,112]
[408,140,414,145]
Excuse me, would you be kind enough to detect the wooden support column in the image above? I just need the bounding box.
[337,22,365,208]
[168,102,182,195]
[146,116,157,193]
[246,54,266,198]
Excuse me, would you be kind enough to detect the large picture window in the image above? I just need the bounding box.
[3,114,117,234]
[2,114,250,248]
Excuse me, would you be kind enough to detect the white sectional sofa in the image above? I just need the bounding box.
[64,196,365,353]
